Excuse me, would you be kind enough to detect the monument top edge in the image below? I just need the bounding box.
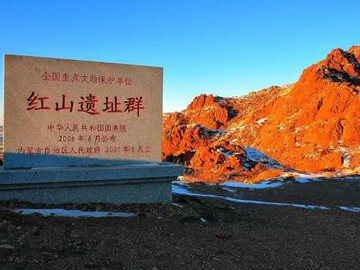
[4,54,163,70]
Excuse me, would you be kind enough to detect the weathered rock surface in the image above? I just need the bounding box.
[162,46,360,183]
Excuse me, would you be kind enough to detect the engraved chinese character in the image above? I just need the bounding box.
[125,77,132,85]
[81,75,89,83]
[27,92,51,110]
[78,94,100,115]
[63,73,70,82]
[124,96,144,116]
[42,72,51,81]
[52,72,61,81]
[103,97,122,113]
[72,74,80,82]
[48,123,55,131]
[55,95,74,112]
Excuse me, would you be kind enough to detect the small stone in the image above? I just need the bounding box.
[14,256,25,264]
[0,244,14,249]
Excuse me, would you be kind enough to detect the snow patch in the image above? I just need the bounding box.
[172,183,360,213]
[256,118,268,125]
[14,208,136,218]
[339,206,360,213]
[243,147,283,169]
[222,181,283,189]
[172,184,330,211]
[217,147,235,157]
[281,172,322,181]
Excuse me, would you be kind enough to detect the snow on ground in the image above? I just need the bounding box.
[216,147,235,157]
[280,172,323,182]
[172,184,330,210]
[242,147,284,169]
[221,181,283,189]
[256,118,268,125]
[172,182,360,213]
[14,209,136,218]
[338,206,360,213]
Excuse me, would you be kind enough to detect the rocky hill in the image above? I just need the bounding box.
[162,46,360,183]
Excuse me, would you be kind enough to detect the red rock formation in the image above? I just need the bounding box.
[162,46,360,183]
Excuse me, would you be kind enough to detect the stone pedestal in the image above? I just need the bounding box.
[0,162,183,205]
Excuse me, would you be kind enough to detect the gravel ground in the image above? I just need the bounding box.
[1,180,360,270]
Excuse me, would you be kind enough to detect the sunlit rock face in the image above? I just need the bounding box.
[162,46,360,183]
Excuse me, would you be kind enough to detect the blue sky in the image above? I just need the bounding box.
[1,0,360,122]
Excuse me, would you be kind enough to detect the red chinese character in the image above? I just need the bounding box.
[63,73,70,82]
[103,97,122,113]
[124,96,144,116]
[99,75,106,83]
[42,72,51,81]
[125,77,132,85]
[119,125,127,132]
[52,72,61,81]
[90,75,99,83]
[78,94,100,115]
[57,124,64,131]
[89,124,97,131]
[64,124,72,131]
[105,125,112,132]
[48,123,55,131]
[72,74,80,82]
[81,75,89,83]
[97,125,104,132]
[117,77,124,85]
[27,92,51,110]
[55,95,74,112]
[18,146,25,154]
[27,147,34,155]
[72,124,79,132]
[108,76,115,84]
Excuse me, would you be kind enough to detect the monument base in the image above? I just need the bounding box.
[0,162,183,205]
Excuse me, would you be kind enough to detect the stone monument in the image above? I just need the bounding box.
[0,55,183,204]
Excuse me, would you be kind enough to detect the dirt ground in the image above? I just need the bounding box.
[1,184,360,270]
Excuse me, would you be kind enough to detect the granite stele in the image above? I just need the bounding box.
[0,55,183,204]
